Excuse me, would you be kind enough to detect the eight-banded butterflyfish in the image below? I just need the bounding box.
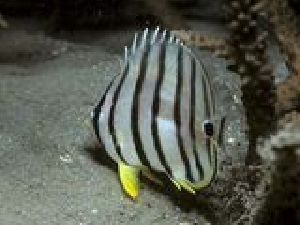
[91,27,224,200]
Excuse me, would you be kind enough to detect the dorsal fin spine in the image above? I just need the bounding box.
[140,28,149,50]
[151,26,160,44]
[131,33,138,55]
[160,30,167,43]
[124,46,128,62]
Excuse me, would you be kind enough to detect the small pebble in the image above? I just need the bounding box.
[227,137,236,144]
[59,154,73,163]
[51,50,60,56]
[61,46,68,53]
[233,94,241,104]
[91,208,98,214]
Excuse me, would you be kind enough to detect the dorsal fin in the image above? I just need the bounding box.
[124,27,186,63]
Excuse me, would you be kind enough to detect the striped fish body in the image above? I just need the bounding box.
[92,28,219,197]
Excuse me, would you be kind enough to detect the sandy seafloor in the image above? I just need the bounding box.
[0,19,289,225]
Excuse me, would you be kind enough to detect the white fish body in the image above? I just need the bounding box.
[92,27,221,198]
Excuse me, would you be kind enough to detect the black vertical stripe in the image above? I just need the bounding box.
[206,138,211,165]
[206,74,215,114]
[174,46,193,182]
[151,42,172,176]
[202,75,212,165]
[108,64,129,163]
[210,140,218,183]
[202,76,211,117]
[131,37,151,168]
[190,58,204,181]
[199,60,215,114]
[92,75,117,149]
[164,30,170,45]
[210,84,216,114]
[205,71,215,114]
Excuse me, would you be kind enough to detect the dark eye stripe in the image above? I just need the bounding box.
[190,57,204,181]
[202,74,212,165]
[204,70,215,114]
[198,59,215,114]
[211,139,218,182]
[175,45,193,182]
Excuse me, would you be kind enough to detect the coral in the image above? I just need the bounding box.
[172,30,229,57]
[173,1,299,131]
[224,0,277,163]
[221,1,300,221]
[267,0,300,116]
[254,119,300,225]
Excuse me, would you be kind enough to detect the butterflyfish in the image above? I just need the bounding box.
[91,27,224,200]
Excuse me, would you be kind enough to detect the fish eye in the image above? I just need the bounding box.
[203,120,214,137]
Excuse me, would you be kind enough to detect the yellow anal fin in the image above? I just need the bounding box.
[118,162,140,200]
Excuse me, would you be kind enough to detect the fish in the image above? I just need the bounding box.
[91,27,224,200]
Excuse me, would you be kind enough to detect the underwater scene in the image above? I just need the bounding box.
[0,0,299,224]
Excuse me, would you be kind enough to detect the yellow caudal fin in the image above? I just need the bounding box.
[118,162,140,200]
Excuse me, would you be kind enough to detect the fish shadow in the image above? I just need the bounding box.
[84,142,219,223]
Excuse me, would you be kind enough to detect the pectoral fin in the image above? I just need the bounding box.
[141,169,163,186]
[170,178,196,194]
[118,162,140,200]
[170,178,182,191]
[178,180,196,194]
